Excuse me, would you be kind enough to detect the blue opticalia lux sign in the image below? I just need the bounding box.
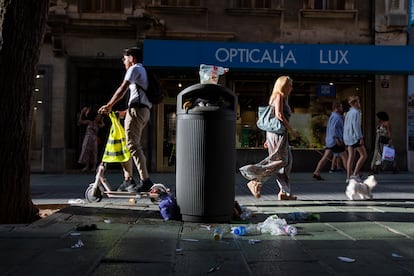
[143,39,414,73]
[410,0,414,25]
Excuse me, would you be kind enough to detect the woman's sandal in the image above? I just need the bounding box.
[247,180,262,198]
[278,191,297,200]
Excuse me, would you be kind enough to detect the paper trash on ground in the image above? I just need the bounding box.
[338,256,355,262]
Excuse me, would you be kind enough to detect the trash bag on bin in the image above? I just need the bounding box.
[199,64,228,84]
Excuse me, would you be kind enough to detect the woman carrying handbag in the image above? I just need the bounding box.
[370,111,398,174]
[239,76,299,200]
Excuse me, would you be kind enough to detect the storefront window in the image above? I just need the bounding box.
[233,79,269,148]
[234,75,364,150]
[157,72,366,160]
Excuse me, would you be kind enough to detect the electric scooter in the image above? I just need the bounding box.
[84,162,169,203]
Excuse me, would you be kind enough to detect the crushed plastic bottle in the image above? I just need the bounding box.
[231,226,247,236]
[231,224,258,236]
[246,224,259,235]
[213,227,223,241]
[199,64,229,84]
[284,225,298,237]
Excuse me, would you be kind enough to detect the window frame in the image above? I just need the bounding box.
[305,0,355,10]
[79,0,122,13]
[233,0,272,9]
[159,0,201,7]
[231,0,283,9]
[387,0,406,13]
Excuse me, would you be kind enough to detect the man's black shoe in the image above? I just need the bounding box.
[135,179,153,193]
[126,181,138,192]
[117,179,135,192]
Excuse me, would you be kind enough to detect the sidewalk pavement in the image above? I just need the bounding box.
[1,171,414,275]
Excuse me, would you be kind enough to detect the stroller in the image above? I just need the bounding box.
[84,112,169,203]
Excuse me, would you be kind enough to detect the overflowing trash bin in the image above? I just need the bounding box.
[176,83,237,222]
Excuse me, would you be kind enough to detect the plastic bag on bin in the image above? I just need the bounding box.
[199,64,229,84]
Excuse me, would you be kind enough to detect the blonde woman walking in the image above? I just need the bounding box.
[240,76,299,200]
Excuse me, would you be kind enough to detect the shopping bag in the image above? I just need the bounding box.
[381,145,395,162]
[102,112,130,163]
[256,105,286,134]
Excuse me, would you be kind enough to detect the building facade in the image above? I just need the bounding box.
[33,0,413,173]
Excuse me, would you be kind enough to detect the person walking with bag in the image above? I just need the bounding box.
[370,111,398,173]
[78,109,105,172]
[98,47,154,192]
[312,102,347,180]
[343,95,367,182]
[239,76,299,200]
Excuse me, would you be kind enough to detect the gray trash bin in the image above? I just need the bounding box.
[176,83,237,222]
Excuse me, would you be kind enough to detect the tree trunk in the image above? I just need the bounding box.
[0,0,49,223]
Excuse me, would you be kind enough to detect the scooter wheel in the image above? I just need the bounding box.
[85,185,103,203]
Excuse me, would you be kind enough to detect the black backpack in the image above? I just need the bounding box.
[140,67,164,105]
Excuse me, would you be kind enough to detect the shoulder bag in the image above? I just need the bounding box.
[256,105,286,134]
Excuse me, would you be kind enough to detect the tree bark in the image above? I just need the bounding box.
[0,0,49,223]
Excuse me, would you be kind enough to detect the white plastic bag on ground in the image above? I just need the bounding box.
[257,215,288,236]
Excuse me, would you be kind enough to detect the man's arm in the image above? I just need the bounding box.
[98,80,130,114]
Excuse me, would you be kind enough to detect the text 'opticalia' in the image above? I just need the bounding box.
[215,46,349,67]
[215,45,296,67]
